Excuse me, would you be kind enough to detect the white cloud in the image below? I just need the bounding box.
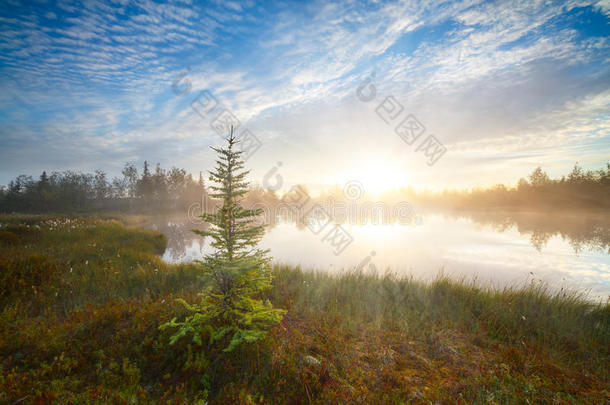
[0,0,608,187]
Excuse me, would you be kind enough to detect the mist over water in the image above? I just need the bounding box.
[148,210,610,301]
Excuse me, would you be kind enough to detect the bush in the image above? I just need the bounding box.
[0,254,59,305]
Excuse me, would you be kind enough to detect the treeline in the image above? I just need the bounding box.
[419,163,610,211]
[303,163,610,213]
[2,162,609,214]
[0,162,208,213]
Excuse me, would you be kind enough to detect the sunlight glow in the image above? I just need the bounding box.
[334,159,410,195]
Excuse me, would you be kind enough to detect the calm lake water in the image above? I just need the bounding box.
[147,210,610,301]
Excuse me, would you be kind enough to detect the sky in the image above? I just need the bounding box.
[0,0,609,193]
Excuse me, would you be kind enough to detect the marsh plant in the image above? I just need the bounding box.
[161,128,285,353]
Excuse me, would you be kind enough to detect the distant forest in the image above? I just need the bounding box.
[0,162,210,213]
[422,163,610,211]
[1,162,609,213]
[312,163,610,212]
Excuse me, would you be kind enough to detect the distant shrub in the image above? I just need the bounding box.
[150,232,167,255]
[0,254,58,304]
[4,224,42,241]
[0,231,18,245]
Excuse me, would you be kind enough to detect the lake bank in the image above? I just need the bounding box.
[0,215,608,403]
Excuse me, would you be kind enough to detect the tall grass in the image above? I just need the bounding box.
[271,264,609,378]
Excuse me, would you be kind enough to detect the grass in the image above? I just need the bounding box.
[0,214,608,404]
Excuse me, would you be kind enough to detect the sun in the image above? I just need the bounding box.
[335,159,409,196]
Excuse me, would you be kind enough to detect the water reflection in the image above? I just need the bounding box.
[450,211,610,254]
[145,210,610,257]
[146,216,208,262]
[143,209,610,299]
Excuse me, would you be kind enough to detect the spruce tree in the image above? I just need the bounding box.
[161,127,285,352]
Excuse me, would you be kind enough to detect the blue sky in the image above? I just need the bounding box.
[0,0,609,192]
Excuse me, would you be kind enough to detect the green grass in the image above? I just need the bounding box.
[0,215,202,316]
[0,215,608,404]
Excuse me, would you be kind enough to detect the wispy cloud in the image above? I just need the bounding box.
[0,0,608,188]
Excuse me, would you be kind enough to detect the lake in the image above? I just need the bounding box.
[146,210,610,301]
